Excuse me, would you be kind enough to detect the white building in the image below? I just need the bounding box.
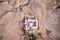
[22,17,38,33]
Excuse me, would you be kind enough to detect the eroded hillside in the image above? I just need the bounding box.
[0,0,60,40]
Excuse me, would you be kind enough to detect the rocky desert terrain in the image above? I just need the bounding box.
[0,0,60,40]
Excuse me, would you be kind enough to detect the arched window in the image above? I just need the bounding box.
[55,5,60,9]
[0,0,3,4]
